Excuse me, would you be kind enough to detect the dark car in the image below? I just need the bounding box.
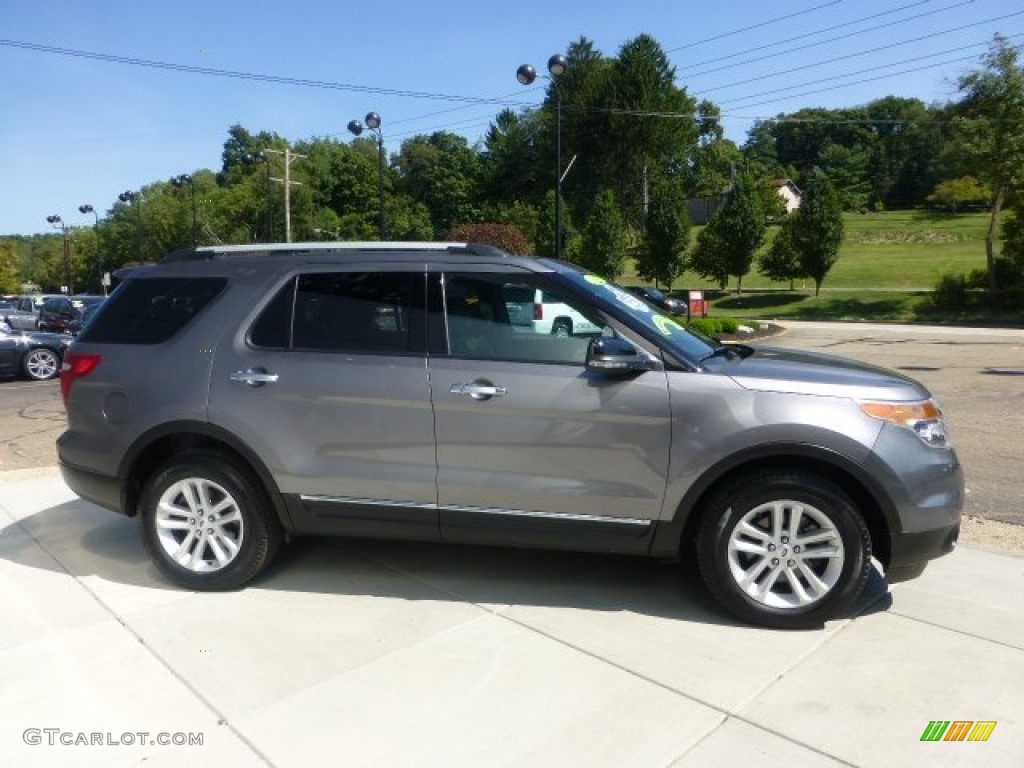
[0,325,70,380]
[66,301,105,336]
[626,286,687,315]
[37,295,106,333]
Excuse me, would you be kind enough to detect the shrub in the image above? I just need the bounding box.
[931,272,969,311]
[687,317,740,336]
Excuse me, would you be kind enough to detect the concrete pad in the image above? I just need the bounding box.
[671,718,846,767]
[0,520,111,652]
[889,547,1024,650]
[237,613,724,768]
[0,468,74,523]
[498,558,889,713]
[0,619,261,768]
[739,612,1024,767]
[121,544,489,720]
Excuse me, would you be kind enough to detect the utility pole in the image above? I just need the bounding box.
[264,147,306,242]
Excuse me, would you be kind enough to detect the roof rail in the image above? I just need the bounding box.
[159,241,514,263]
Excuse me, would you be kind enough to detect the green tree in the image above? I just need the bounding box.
[689,224,730,290]
[690,175,765,293]
[0,240,21,293]
[638,178,690,289]
[955,34,1024,295]
[927,176,991,212]
[394,131,482,235]
[603,35,698,229]
[791,169,844,296]
[579,190,628,277]
[759,217,804,289]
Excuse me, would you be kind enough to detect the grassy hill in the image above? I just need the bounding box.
[623,210,1010,322]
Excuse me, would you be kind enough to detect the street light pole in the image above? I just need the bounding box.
[517,54,569,260]
[45,214,74,294]
[78,204,105,295]
[171,174,198,246]
[348,112,385,240]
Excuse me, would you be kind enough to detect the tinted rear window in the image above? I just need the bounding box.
[79,277,227,344]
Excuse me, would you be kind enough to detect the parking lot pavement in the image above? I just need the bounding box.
[2,468,1022,768]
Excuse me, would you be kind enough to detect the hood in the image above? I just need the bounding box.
[713,346,930,401]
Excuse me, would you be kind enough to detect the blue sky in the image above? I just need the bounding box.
[1,0,1019,234]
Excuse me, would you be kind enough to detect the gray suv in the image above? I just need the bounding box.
[58,242,963,628]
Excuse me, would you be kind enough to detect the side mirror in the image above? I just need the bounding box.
[586,337,659,374]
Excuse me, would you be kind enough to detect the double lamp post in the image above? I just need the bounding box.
[517,54,569,261]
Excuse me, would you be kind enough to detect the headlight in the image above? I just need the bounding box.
[858,399,950,447]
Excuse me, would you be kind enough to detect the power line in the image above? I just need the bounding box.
[0,38,514,106]
[664,1,843,53]
[678,0,939,71]
[686,0,979,78]
[711,35,1012,107]
[696,10,1024,94]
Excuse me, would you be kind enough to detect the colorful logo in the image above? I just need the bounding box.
[920,721,997,742]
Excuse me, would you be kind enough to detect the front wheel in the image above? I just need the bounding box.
[696,470,872,629]
[140,455,283,590]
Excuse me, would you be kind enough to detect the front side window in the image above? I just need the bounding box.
[442,273,609,365]
[251,271,425,354]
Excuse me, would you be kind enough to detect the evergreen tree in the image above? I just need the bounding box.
[792,169,844,296]
[639,178,690,290]
[579,190,628,278]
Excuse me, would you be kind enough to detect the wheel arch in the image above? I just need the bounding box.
[652,444,896,568]
[119,421,292,531]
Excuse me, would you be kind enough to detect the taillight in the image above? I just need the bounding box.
[60,353,102,407]
[533,303,543,321]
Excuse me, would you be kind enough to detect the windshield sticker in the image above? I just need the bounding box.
[606,286,651,313]
[653,314,684,336]
[583,274,607,286]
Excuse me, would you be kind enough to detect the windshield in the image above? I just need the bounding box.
[560,271,717,361]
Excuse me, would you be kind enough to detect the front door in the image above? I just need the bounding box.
[429,268,672,553]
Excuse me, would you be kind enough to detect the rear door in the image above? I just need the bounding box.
[428,266,672,553]
[208,265,440,540]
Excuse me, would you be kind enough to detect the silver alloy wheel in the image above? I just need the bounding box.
[727,499,845,609]
[155,477,244,573]
[25,348,59,380]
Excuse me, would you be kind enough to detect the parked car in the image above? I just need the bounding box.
[66,301,105,335]
[0,325,70,380]
[2,295,51,331]
[37,295,106,333]
[626,286,687,315]
[58,242,963,628]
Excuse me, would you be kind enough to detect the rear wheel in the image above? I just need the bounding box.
[696,470,872,628]
[551,318,572,337]
[140,455,283,590]
[22,348,60,380]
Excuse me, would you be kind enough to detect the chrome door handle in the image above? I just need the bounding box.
[450,381,507,400]
[230,369,279,386]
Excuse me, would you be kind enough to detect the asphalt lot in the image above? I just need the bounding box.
[2,321,1023,767]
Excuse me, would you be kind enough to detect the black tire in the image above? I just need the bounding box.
[696,470,872,629]
[22,347,61,381]
[140,454,283,590]
[551,318,572,337]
